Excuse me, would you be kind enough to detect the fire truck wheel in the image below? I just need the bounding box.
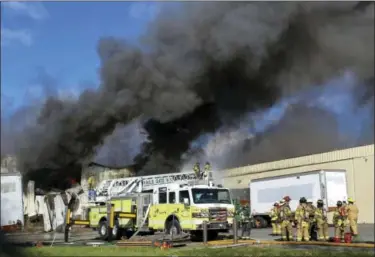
[98,221,108,240]
[166,220,182,236]
[252,216,268,229]
[207,231,218,240]
[112,219,121,240]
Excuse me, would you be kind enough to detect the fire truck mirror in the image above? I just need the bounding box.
[183,198,190,206]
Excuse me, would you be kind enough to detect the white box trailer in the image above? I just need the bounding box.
[249,169,348,228]
[1,172,24,231]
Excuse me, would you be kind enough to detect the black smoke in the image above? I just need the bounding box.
[2,2,374,178]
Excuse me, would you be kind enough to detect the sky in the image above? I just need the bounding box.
[1,1,371,142]
[1,1,163,115]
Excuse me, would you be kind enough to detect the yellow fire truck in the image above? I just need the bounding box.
[81,171,235,241]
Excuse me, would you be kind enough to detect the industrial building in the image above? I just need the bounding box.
[222,144,374,224]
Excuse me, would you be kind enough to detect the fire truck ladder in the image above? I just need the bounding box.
[97,170,213,200]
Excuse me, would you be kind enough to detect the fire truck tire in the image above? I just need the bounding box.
[98,220,121,240]
[252,216,268,228]
[166,220,182,235]
[112,219,121,240]
[98,221,108,240]
[207,231,218,240]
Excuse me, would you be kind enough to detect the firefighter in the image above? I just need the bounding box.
[203,162,211,179]
[333,200,348,241]
[306,199,317,240]
[87,174,96,201]
[315,199,329,241]
[295,197,310,242]
[193,162,201,178]
[346,197,359,239]
[270,202,280,236]
[234,200,242,237]
[283,195,291,204]
[279,199,293,241]
[240,204,251,238]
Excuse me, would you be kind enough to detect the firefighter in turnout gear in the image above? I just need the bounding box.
[279,199,293,241]
[240,204,251,238]
[193,162,201,179]
[346,197,359,238]
[333,200,348,241]
[315,199,329,241]
[295,197,310,241]
[306,199,317,240]
[203,162,211,180]
[233,200,242,237]
[270,202,281,236]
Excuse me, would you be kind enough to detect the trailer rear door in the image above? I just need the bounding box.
[324,170,348,209]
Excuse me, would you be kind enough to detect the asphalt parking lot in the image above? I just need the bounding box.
[236,224,375,242]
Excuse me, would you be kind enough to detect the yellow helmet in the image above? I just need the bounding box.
[347,197,354,203]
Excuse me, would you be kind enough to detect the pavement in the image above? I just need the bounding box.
[3,224,374,245]
[234,224,375,242]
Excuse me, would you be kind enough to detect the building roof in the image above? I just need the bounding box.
[224,144,374,177]
[87,162,136,170]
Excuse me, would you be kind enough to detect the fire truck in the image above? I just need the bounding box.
[84,171,235,241]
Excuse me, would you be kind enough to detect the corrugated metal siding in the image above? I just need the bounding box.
[224,144,374,177]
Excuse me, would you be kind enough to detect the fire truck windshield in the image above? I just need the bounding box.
[191,188,231,204]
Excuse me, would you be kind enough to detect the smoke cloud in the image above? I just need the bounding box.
[2,2,374,178]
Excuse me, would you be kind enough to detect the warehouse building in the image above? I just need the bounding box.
[222,144,374,224]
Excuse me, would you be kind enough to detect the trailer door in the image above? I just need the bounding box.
[1,174,24,228]
[324,170,348,209]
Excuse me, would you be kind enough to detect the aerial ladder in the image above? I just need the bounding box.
[92,170,214,203]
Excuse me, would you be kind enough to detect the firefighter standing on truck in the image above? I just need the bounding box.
[295,197,310,242]
[315,199,329,241]
[270,202,280,236]
[203,162,211,180]
[87,173,96,201]
[279,196,293,241]
[346,197,359,239]
[193,162,201,179]
[333,200,348,241]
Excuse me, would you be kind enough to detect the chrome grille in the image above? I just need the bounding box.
[209,208,227,221]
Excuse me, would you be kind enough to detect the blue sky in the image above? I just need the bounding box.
[1,1,162,114]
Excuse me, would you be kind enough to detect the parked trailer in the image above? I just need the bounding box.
[249,169,348,228]
[1,172,24,231]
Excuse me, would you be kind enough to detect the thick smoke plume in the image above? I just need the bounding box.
[187,103,355,171]
[3,2,374,178]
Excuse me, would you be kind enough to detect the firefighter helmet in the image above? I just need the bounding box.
[347,197,354,203]
[299,197,307,203]
[337,200,343,207]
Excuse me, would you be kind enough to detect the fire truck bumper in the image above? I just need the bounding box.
[195,221,230,232]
